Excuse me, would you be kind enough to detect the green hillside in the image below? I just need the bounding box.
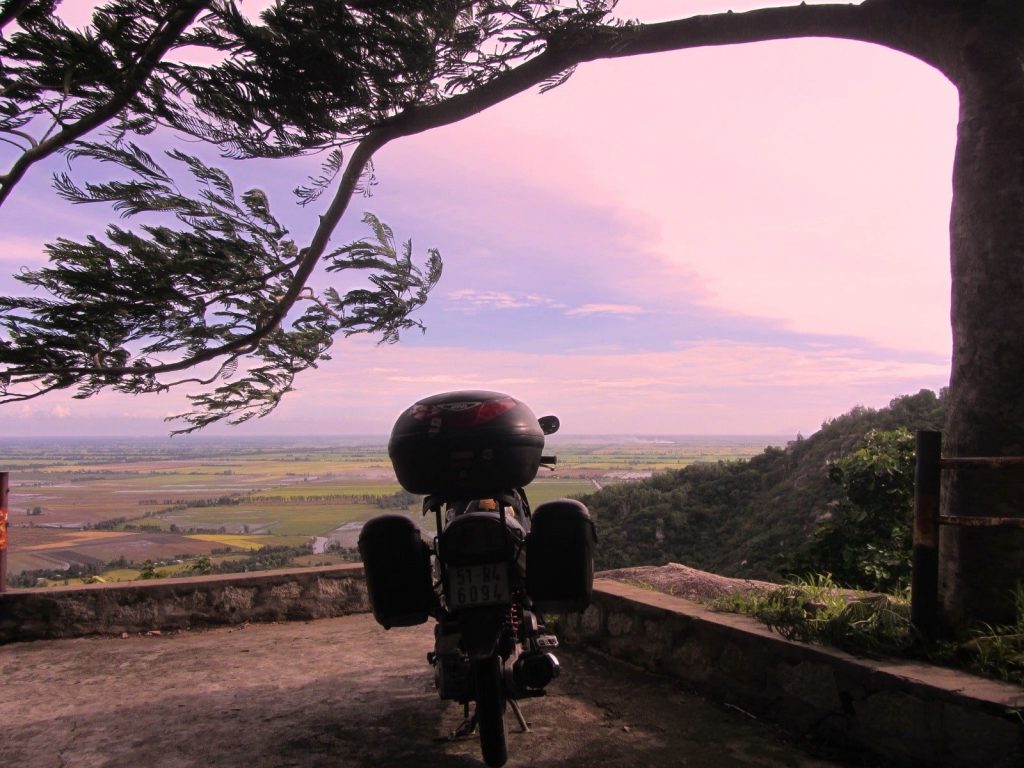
[584,389,946,580]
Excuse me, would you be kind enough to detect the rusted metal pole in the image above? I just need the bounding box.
[912,431,941,640]
[0,472,8,592]
[940,456,1024,469]
[939,515,1024,528]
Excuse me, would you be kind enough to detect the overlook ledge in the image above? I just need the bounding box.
[1,564,1021,766]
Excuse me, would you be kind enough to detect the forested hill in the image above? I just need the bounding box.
[583,389,946,580]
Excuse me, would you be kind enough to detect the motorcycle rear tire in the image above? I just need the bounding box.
[473,655,508,768]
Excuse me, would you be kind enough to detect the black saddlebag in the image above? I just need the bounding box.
[358,514,434,629]
[526,499,597,614]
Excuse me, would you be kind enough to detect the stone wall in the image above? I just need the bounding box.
[0,564,368,643]
[561,579,1024,768]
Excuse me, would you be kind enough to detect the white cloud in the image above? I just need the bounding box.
[273,336,948,435]
[0,236,50,267]
[444,289,562,312]
[381,27,955,357]
[1,334,948,436]
[566,303,648,317]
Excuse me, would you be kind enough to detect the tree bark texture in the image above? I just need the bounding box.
[939,5,1024,626]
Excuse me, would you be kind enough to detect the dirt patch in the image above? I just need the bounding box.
[597,562,778,603]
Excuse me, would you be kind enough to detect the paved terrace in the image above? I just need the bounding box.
[1,612,857,768]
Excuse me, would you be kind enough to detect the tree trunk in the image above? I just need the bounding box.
[940,11,1024,627]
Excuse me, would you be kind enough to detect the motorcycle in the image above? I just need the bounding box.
[359,391,596,767]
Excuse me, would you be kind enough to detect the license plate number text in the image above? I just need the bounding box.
[448,564,509,609]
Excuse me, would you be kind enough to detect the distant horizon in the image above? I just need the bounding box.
[0,432,795,442]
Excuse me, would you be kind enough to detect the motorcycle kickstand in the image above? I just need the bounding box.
[509,699,531,733]
[441,703,478,741]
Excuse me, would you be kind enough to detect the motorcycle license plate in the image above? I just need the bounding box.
[448,564,510,609]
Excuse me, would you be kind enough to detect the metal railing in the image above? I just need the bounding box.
[0,472,7,592]
[911,431,1024,639]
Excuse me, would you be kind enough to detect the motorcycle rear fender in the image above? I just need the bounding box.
[439,511,522,567]
[457,606,507,660]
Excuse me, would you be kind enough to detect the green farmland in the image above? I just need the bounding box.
[2,434,782,586]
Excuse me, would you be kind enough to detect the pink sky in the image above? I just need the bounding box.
[0,1,956,437]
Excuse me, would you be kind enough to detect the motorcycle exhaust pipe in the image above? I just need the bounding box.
[513,651,561,691]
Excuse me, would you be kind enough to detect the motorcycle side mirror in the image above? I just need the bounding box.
[538,415,560,435]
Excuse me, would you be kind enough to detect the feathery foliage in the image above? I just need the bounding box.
[0,146,441,431]
[0,1,617,194]
[0,1,616,429]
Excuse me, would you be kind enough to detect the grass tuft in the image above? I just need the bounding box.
[711,574,1024,687]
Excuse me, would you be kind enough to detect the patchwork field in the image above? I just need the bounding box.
[9,527,225,574]
[1,434,783,585]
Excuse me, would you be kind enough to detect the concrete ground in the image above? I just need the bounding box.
[0,614,868,768]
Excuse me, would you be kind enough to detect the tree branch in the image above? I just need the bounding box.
[584,2,959,78]
[2,0,963,411]
[378,0,956,144]
[0,0,213,207]
[0,0,34,33]
[15,132,388,380]
[0,379,63,403]
[23,1,943,382]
